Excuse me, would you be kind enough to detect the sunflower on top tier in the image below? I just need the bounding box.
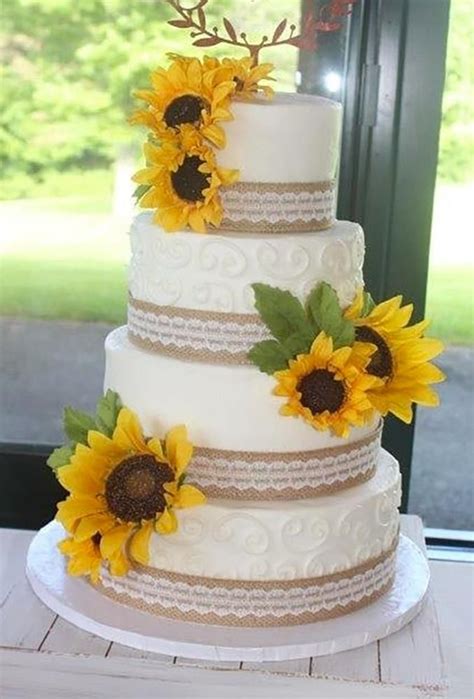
[168,54,275,100]
[344,291,445,423]
[130,57,235,149]
[220,57,275,99]
[133,126,238,233]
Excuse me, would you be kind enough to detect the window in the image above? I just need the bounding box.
[2,0,469,539]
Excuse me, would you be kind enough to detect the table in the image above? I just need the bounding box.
[1,515,472,698]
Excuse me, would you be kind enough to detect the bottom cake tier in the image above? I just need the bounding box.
[98,451,401,627]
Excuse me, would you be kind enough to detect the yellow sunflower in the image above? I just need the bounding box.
[58,536,103,584]
[56,408,205,581]
[219,57,275,100]
[344,291,445,423]
[166,54,274,100]
[273,332,381,437]
[133,132,239,233]
[130,56,234,148]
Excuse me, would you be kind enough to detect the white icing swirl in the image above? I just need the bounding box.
[151,236,193,269]
[256,242,310,280]
[198,240,247,278]
[281,516,330,553]
[212,514,270,555]
[192,282,234,312]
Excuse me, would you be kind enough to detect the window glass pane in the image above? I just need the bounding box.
[408,0,474,531]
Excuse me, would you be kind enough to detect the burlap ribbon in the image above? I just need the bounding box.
[98,535,398,628]
[219,180,336,233]
[187,423,382,499]
[128,294,269,365]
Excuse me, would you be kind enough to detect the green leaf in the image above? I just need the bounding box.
[248,340,291,375]
[47,445,74,474]
[282,332,313,358]
[334,321,356,348]
[306,282,355,349]
[252,284,314,344]
[63,406,96,445]
[133,183,151,201]
[361,290,376,316]
[306,282,339,330]
[95,390,122,437]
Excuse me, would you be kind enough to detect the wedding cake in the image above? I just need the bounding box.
[47,23,444,629]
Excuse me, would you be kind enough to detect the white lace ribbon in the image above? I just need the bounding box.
[220,180,336,233]
[188,423,382,499]
[99,538,398,627]
[128,294,270,364]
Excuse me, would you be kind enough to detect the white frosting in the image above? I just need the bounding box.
[146,451,400,581]
[104,326,379,452]
[129,212,365,313]
[217,93,342,183]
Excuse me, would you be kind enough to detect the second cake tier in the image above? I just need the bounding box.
[128,213,365,365]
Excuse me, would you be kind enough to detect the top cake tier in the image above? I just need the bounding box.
[216,93,342,232]
[218,93,342,183]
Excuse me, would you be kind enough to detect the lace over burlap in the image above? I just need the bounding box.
[98,537,398,627]
[188,423,382,499]
[128,294,270,364]
[220,181,336,233]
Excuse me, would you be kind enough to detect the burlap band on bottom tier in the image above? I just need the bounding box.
[219,180,336,233]
[187,423,382,500]
[98,536,398,627]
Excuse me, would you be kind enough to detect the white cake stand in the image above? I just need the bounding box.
[26,521,430,662]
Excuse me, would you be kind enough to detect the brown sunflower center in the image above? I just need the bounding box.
[356,326,393,378]
[164,94,207,129]
[105,455,173,523]
[171,155,210,202]
[298,369,346,415]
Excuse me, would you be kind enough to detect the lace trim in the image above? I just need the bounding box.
[128,294,270,364]
[98,540,397,627]
[189,424,382,499]
[220,181,336,233]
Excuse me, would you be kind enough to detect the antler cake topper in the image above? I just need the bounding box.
[167,0,357,65]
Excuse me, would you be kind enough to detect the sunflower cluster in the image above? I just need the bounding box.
[130,55,274,233]
[49,394,205,582]
[249,282,445,437]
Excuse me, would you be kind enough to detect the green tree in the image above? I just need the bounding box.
[437,0,474,183]
[0,0,298,197]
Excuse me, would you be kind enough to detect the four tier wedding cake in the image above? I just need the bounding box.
[47,14,444,629]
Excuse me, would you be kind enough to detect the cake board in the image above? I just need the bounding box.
[26,521,430,663]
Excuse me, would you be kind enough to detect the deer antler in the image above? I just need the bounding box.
[167,0,357,66]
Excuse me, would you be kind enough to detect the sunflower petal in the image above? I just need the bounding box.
[56,495,104,532]
[108,549,130,576]
[113,408,148,453]
[148,437,165,461]
[174,484,206,509]
[165,425,192,472]
[73,513,115,542]
[100,524,131,559]
[156,507,178,535]
[129,521,154,565]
